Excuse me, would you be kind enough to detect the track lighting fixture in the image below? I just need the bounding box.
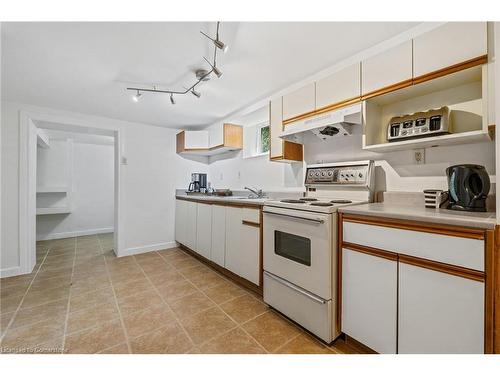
[126,22,228,103]
[132,90,142,102]
[191,89,201,98]
[203,57,222,78]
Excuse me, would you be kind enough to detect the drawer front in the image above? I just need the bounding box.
[242,207,260,224]
[343,221,484,271]
[264,271,335,343]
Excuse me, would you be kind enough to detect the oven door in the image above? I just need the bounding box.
[263,205,333,299]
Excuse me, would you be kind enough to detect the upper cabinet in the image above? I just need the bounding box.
[282,83,316,122]
[176,123,243,156]
[269,98,303,162]
[361,41,413,98]
[316,63,361,109]
[413,22,487,79]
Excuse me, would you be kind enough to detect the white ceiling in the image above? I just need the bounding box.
[2,22,418,128]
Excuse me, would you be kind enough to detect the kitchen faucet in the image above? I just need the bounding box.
[244,186,265,198]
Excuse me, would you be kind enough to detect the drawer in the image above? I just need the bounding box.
[264,271,335,343]
[242,207,260,224]
[343,221,484,271]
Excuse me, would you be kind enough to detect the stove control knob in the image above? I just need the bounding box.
[327,171,333,177]
[315,171,320,177]
[358,172,363,178]
[321,171,326,177]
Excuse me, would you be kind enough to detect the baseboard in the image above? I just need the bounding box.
[118,241,178,257]
[0,266,23,278]
[36,227,114,241]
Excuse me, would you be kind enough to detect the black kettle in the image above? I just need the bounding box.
[446,164,490,212]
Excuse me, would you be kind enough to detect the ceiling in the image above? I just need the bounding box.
[2,22,419,128]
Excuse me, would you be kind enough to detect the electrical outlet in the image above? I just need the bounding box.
[414,149,425,165]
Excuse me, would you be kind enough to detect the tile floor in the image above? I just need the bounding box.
[0,234,357,354]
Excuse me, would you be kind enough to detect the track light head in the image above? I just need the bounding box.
[132,90,142,102]
[214,39,229,53]
[191,89,201,98]
[170,94,176,105]
[200,30,229,54]
[203,56,223,78]
[213,66,222,78]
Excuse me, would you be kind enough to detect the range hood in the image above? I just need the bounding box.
[280,103,362,143]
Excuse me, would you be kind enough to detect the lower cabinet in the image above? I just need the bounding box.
[341,248,398,354]
[210,205,226,267]
[175,199,261,287]
[398,263,484,354]
[225,207,260,285]
[341,214,489,354]
[175,199,187,245]
[195,203,211,259]
[185,200,198,251]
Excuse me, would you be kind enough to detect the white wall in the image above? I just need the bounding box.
[36,137,115,240]
[1,100,208,275]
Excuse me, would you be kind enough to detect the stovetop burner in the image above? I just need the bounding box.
[310,202,334,207]
[280,199,306,203]
[299,198,318,202]
[331,199,352,204]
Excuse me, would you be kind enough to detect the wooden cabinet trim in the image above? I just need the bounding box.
[485,229,495,353]
[343,242,399,262]
[242,220,260,228]
[360,79,413,101]
[342,213,486,240]
[399,254,485,283]
[412,54,487,85]
[281,54,487,126]
[283,96,361,126]
[176,131,186,153]
[223,123,243,149]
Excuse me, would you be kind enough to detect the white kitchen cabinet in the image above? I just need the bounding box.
[195,203,212,259]
[175,199,187,245]
[398,262,484,354]
[184,131,209,149]
[185,201,198,250]
[361,40,412,96]
[316,63,361,108]
[210,205,226,267]
[176,124,243,156]
[282,83,315,121]
[225,206,260,285]
[413,22,487,78]
[341,248,398,354]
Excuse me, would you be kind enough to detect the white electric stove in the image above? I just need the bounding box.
[262,160,375,343]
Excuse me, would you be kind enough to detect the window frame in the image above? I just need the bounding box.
[255,121,270,156]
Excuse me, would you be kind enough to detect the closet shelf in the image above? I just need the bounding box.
[36,207,71,215]
[36,186,69,193]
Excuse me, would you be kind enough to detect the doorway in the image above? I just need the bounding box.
[19,110,122,275]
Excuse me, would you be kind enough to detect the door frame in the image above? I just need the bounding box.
[18,109,123,275]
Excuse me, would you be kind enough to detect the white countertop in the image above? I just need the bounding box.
[176,194,268,206]
[339,203,496,230]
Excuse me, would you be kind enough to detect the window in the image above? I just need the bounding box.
[256,123,270,155]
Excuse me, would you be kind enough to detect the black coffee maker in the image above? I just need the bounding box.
[446,164,490,212]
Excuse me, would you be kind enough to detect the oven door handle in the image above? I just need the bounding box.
[264,271,327,304]
[263,211,324,224]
